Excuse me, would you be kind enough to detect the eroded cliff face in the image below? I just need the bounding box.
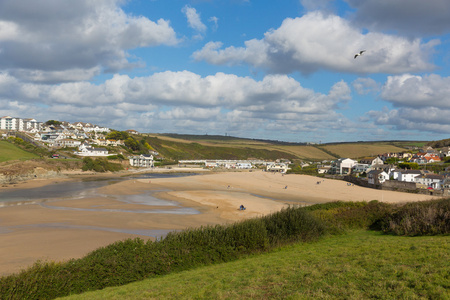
[0,160,80,185]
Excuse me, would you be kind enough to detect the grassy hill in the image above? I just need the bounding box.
[0,140,39,162]
[63,230,449,299]
[144,134,414,161]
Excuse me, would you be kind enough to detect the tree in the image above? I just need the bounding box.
[106,131,129,141]
[45,120,62,126]
[124,137,139,151]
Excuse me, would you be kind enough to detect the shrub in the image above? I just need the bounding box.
[261,206,326,245]
[81,157,123,172]
[304,201,393,234]
[380,198,450,236]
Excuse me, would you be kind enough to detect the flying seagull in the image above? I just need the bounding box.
[354,50,366,59]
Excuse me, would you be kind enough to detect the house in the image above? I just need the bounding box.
[54,139,82,148]
[126,129,139,135]
[367,170,389,185]
[397,170,423,182]
[352,163,370,174]
[318,165,331,174]
[439,147,450,158]
[415,174,444,189]
[236,162,252,169]
[129,154,154,168]
[330,158,357,175]
[266,163,289,173]
[74,143,110,156]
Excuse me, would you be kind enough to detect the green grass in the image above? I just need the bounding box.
[0,140,39,162]
[62,230,450,300]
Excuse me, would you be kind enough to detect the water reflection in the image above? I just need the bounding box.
[0,172,197,203]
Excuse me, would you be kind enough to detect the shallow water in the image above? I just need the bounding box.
[0,173,201,215]
[0,172,197,203]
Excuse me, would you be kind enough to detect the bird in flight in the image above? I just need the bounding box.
[354,50,366,59]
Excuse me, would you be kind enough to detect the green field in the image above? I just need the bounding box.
[147,134,416,160]
[63,230,449,299]
[0,140,39,162]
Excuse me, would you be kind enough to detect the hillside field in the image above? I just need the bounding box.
[0,140,39,162]
[146,134,414,160]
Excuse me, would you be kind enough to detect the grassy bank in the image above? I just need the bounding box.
[63,230,449,299]
[0,199,448,299]
[0,140,39,162]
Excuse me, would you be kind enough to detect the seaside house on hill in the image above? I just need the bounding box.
[129,154,154,168]
[330,158,357,175]
[367,170,389,185]
[415,174,444,190]
[74,143,110,157]
[397,170,423,182]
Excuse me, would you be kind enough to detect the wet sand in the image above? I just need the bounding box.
[0,169,438,276]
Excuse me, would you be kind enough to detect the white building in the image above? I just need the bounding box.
[397,170,423,182]
[74,143,110,156]
[266,163,289,173]
[331,158,357,175]
[129,154,154,168]
[0,116,42,132]
[414,174,444,189]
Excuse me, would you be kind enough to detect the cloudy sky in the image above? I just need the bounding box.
[1,0,449,143]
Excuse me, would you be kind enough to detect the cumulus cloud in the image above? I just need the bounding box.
[192,11,438,75]
[365,73,450,135]
[346,0,450,36]
[381,74,450,108]
[0,0,179,83]
[0,70,353,139]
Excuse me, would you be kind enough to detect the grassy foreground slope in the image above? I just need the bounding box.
[64,230,449,300]
[0,140,39,162]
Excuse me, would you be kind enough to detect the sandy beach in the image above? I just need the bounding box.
[0,169,439,276]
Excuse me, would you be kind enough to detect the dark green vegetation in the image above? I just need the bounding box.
[81,157,124,172]
[1,198,448,300]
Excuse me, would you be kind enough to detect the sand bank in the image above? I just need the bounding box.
[0,170,438,276]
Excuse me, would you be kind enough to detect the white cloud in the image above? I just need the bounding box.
[365,73,450,135]
[381,74,450,108]
[0,0,179,83]
[0,70,354,139]
[193,12,438,75]
[182,5,207,33]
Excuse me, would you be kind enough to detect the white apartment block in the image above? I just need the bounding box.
[0,116,42,132]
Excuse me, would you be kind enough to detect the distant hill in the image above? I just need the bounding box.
[142,134,420,161]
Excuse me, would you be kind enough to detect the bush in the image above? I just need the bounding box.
[304,201,393,234]
[380,198,450,236]
[81,157,123,172]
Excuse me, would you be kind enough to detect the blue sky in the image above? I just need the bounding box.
[0,0,449,143]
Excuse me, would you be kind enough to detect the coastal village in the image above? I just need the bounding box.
[1,115,449,196]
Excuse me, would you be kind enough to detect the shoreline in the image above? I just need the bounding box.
[0,169,440,276]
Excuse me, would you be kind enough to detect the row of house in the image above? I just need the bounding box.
[327,156,449,190]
